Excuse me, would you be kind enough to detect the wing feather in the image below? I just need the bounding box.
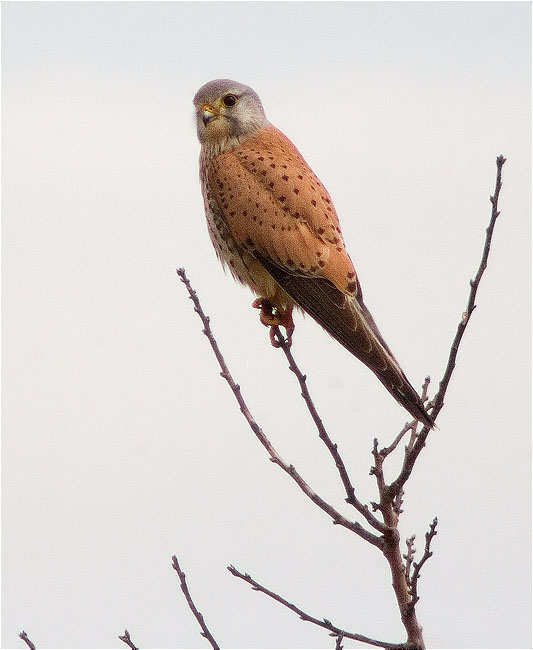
[207,125,358,293]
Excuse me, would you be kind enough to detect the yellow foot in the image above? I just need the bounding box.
[252,299,294,348]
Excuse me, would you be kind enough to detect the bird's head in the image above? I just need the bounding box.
[193,79,268,150]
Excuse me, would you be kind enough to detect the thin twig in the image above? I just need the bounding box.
[118,629,139,650]
[389,155,506,496]
[431,154,506,420]
[172,555,220,650]
[409,518,438,608]
[177,269,383,548]
[380,378,430,459]
[370,438,386,512]
[381,421,416,458]
[227,565,412,649]
[18,632,35,650]
[273,327,386,534]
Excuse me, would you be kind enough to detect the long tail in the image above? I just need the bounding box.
[345,296,434,429]
[306,287,433,429]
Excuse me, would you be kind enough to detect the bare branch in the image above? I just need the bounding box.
[371,444,425,646]
[118,629,139,650]
[227,565,411,649]
[171,555,220,650]
[18,631,35,650]
[177,269,383,549]
[272,326,386,534]
[389,155,506,496]
[431,154,506,420]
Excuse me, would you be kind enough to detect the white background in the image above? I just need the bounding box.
[3,2,531,648]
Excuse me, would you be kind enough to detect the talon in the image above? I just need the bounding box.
[253,298,277,327]
[252,298,294,347]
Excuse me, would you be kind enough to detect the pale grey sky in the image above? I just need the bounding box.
[2,2,531,649]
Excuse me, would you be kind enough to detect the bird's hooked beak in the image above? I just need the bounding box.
[201,104,218,126]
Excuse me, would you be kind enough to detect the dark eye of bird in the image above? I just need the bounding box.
[223,94,237,107]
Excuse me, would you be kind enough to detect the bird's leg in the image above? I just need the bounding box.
[252,299,294,348]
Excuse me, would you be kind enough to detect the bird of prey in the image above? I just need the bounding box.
[193,79,433,428]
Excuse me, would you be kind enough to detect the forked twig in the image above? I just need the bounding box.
[380,378,431,459]
[118,629,139,650]
[227,565,410,649]
[172,555,220,650]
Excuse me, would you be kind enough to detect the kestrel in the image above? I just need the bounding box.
[193,79,433,429]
